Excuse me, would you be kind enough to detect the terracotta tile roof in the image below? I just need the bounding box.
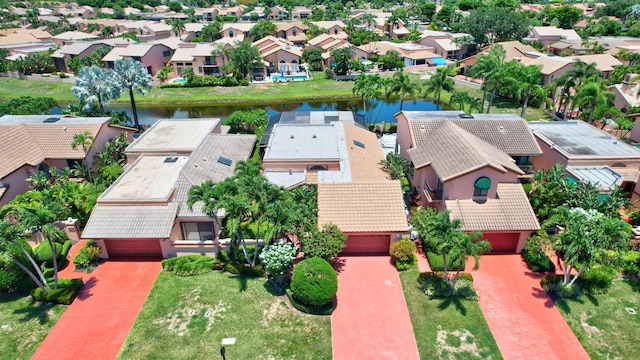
[342,123,388,181]
[568,53,623,72]
[446,183,540,232]
[318,181,408,232]
[403,112,542,156]
[0,122,104,179]
[407,121,524,181]
[521,56,574,75]
[81,203,179,239]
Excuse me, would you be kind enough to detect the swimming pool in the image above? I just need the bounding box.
[271,75,309,82]
[171,78,188,83]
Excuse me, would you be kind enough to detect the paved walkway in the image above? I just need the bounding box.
[32,246,161,360]
[470,254,589,360]
[331,256,420,360]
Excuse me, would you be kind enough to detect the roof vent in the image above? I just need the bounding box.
[353,140,365,148]
[458,113,474,119]
[164,157,178,163]
[217,156,232,166]
[499,125,504,131]
[43,117,60,123]
[313,134,317,138]
[290,135,295,139]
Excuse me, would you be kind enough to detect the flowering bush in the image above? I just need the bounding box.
[259,241,297,277]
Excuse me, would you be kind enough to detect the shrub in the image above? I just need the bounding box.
[0,239,37,292]
[300,223,347,261]
[217,249,230,262]
[31,278,84,305]
[426,252,465,272]
[33,242,64,267]
[418,272,477,300]
[231,245,261,264]
[224,261,265,277]
[521,247,556,273]
[390,239,415,262]
[285,289,333,315]
[259,241,297,277]
[73,240,101,270]
[290,257,337,308]
[161,255,220,276]
[395,254,417,271]
[576,265,617,295]
[621,250,640,276]
[541,274,581,298]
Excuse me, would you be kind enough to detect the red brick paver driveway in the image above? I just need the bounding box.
[331,256,420,360]
[471,254,589,360]
[32,254,161,360]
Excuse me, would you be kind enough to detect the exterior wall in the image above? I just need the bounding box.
[630,116,640,143]
[263,159,341,171]
[444,168,520,201]
[140,45,172,75]
[395,113,413,160]
[263,49,301,73]
[543,64,573,85]
[190,54,223,76]
[0,165,33,206]
[530,137,570,171]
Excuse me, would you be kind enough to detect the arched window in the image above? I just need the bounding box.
[228,30,234,37]
[292,29,297,36]
[473,177,490,196]
[334,27,339,35]
[309,165,328,171]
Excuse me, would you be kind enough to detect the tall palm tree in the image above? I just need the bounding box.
[574,81,614,124]
[0,220,50,292]
[72,65,120,114]
[466,97,483,113]
[168,18,186,37]
[450,90,471,111]
[210,42,228,75]
[112,58,153,129]
[509,64,547,118]
[378,152,408,180]
[352,74,383,126]
[468,44,508,113]
[361,13,376,29]
[101,26,115,38]
[448,232,490,289]
[71,131,95,181]
[384,13,400,38]
[385,71,418,111]
[423,67,455,110]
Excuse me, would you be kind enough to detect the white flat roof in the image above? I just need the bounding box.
[264,123,341,160]
[100,155,188,202]
[127,119,219,153]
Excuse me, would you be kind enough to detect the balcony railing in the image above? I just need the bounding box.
[422,187,443,202]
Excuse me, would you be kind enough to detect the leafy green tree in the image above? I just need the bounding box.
[377,50,404,71]
[168,18,186,37]
[71,131,95,181]
[423,67,455,110]
[463,7,530,47]
[259,240,296,289]
[9,54,55,75]
[156,66,173,83]
[249,19,277,41]
[378,152,407,180]
[112,58,153,129]
[223,109,267,133]
[168,2,182,13]
[226,40,263,80]
[508,64,547,118]
[0,220,49,292]
[302,47,323,71]
[72,65,119,113]
[199,21,222,42]
[101,26,115,38]
[544,6,583,29]
[575,82,614,124]
[469,44,509,113]
[385,71,418,111]
[0,96,57,115]
[450,91,471,111]
[330,46,354,76]
[300,223,347,261]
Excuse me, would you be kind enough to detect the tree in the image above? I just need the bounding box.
[168,18,186,37]
[575,82,614,124]
[361,13,376,28]
[112,58,153,129]
[226,40,263,80]
[200,21,222,42]
[450,91,471,111]
[509,64,546,118]
[0,220,50,292]
[156,66,173,83]
[209,42,228,74]
[302,47,323,71]
[385,71,418,111]
[72,65,120,113]
[330,47,354,76]
[249,19,277,41]
[168,2,182,13]
[384,13,401,38]
[101,26,115,38]
[0,96,57,115]
[71,131,95,181]
[468,44,509,113]
[259,240,296,290]
[300,224,346,261]
[377,50,404,71]
[352,74,383,126]
[423,67,455,110]
[378,152,407,180]
[463,7,530,47]
[545,207,630,286]
[448,232,490,289]
[544,5,583,29]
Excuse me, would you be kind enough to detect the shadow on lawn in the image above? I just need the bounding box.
[228,274,248,292]
[436,297,467,316]
[554,294,599,314]
[12,300,58,325]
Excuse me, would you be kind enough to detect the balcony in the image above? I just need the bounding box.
[422,187,443,202]
[203,60,217,66]
[518,164,536,178]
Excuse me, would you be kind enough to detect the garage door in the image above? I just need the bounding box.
[483,233,519,253]
[342,235,391,255]
[104,239,162,257]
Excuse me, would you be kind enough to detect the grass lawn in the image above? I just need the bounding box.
[555,279,640,360]
[399,270,502,360]
[118,271,332,359]
[0,293,67,359]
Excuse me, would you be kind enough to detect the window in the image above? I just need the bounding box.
[474,177,491,197]
[181,222,215,241]
[334,27,339,34]
[132,56,142,62]
[162,50,171,57]
[229,30,234,37]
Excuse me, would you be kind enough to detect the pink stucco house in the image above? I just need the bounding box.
[102,43,172,75]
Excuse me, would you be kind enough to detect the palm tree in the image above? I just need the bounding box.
[385,71,418,111]
[361,13,376,29]
[468,44,508,113]
[112,58,153,129]
[86,23,100,34]
[448,232,490,289]
[352,74,383,126]
[510,64,546,118]
[385,13,400,38]
[71,131,95,181]
[450,90,471,111]
[72,65,120,113]
[101,26,115,38]
[568,60,600,87]
[210,42,228,75]
[423,67,455,110]
[0,220,50,292]
[466,97,483,113]
[378,152,408,180]
[575,82,614,124]
[168,18,186,37]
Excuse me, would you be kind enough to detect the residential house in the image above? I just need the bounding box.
[587,36,640,57]
[307,33,352,68]
[253,36,302,79]
[194,7,218,22]
[395,111,543,252]
[418,30,473,60]
[461,41,538,69]
[314,21,346,37]
[275,23,308,45]
[55,4,95,18]
[549,40,594,56]
[216,5,245,19]
[0,115,135,206]
[267,6,288,21]
[241,7,265,21]
[524,26,582,46]
[170,42,225,77]
[102,43,173,75]
[357,41,444,70]
[609,73,640,113]
[51,41,110,72]
[291,6,312,20]
[82,119,257,258]
[529,120,640,197]
[262,118,408,254]
[179,23,205,42]
[51,31,99,46]
[370,16,409,39]
[567,53,623,79]
[519,54,575,85]
[219,23,254,41]
[138,22,173,41]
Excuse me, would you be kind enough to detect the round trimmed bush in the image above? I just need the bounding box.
[390,239,415,262]
[33,242,64,267]
[290,257,337,308]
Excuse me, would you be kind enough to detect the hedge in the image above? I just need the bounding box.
[31,278,84,305]
[161,255,222,276]
[426,252,466,272]
[621,250,640,276]
[395,254,417,271]
[34,241,71,267]
[290,257,337,308]
[160,75,248,89]
[521,247,556,273]
[285,289,333,315]
[73,240,101,270]
[577,265,617,295]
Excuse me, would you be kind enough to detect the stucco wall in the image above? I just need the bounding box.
[530,137,569,171]
[445,167,520,200]
[0,165,33,206]
[395,113,413,160]
[141,45,172,75]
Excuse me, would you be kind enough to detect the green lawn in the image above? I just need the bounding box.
[555,279,640,360]
[118,271,332,359]
[0,293,67,359]
[399,271,502,360]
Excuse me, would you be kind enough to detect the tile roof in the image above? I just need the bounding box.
[342,123,388,181]
[52,31,99,40]
[81,203,179,238]
[567,53,623,72]
[401,111,542,156]
[0,121,106,179]
[520,55,574,75]
[318,181,408,232]
[446,183,540,231]
[407,121,523,181]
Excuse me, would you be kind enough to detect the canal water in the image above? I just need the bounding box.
[106,98,444,126]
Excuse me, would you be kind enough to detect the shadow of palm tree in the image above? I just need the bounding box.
[12,300,58,325]
[554,295,586,314]
[531,286,555,308]
[77,276,98,301]
[436,297,467,316]
[228,274,248,292]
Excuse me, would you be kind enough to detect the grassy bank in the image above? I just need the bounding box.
[399,271,502,359]
[0,293,67,359]
[118,271,332,359]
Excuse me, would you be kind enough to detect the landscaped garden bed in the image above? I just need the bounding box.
[399,270,502,359]
[118,271,332,359]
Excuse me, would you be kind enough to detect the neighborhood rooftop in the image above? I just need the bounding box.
[126,119,219,153]
[82,203,179,239]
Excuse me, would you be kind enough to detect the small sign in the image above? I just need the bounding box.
[205,311,211,317]
[626,308,636,315]
[188,310,195,316]
[1,325,9,329]
[222,338,236,345]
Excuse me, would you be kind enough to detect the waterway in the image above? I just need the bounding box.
[106,98,445,126]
